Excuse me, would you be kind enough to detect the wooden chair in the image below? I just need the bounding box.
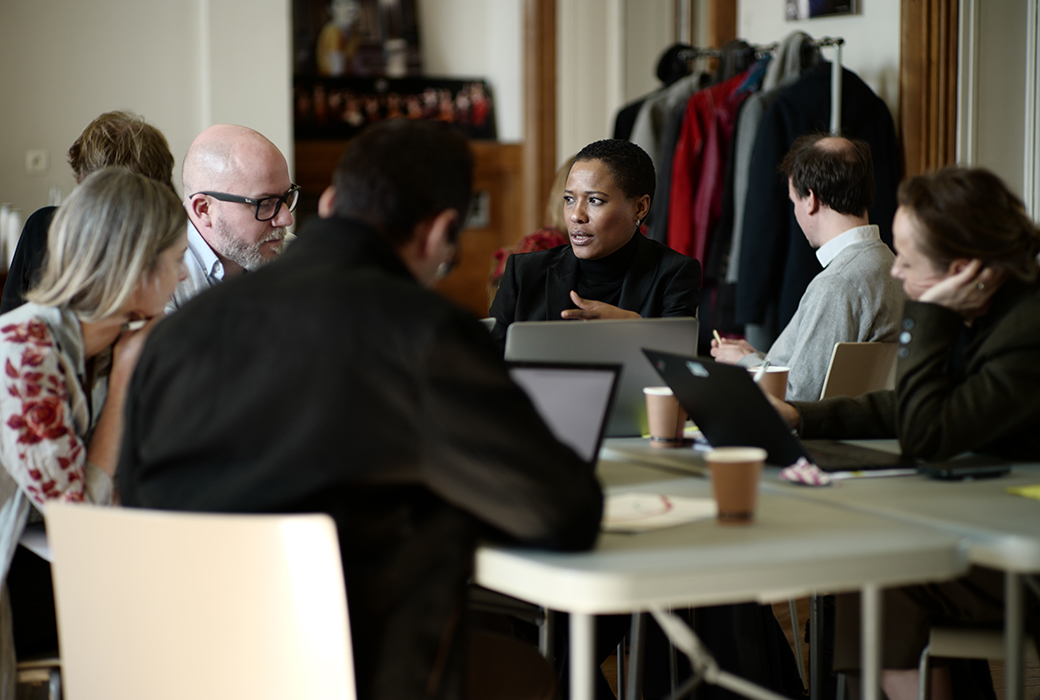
[45,503,355,700]
[918,626,1039,700]
[819,342,899,400]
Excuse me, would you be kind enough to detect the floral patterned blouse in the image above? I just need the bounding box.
[0,303,112,697]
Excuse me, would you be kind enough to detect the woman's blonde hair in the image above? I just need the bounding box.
[27,167,187,321]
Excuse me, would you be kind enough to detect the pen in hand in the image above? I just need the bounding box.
[753,358,771,384]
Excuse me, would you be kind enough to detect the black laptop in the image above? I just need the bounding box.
[643,349,916,470]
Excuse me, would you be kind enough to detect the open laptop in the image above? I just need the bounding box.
[819,342,899,400]
[643,348,915,470]
[507,361,621,466]
[505,317,699,437]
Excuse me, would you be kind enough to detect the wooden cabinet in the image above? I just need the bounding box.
[294,140,524,318]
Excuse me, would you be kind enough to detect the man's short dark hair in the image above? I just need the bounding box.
[780,134,875,216]
[573,139,656,205]
[332,119,474,245]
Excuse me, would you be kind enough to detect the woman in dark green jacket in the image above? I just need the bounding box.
[773,167,1040,700]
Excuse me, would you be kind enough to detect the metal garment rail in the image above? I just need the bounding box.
[677,36,847,134]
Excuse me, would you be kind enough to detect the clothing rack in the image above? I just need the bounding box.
[677,43,777,61]
[678,35,846,134]
[808,37,845,133]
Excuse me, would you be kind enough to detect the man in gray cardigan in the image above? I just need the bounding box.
[712,134,905,401]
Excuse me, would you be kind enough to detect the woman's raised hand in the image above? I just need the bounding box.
[560,291,642,320]
[919,259,1003,320]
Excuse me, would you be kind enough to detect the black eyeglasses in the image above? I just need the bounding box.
[191,184,301,221]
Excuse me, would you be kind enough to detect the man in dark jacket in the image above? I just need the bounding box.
[118,119,603,700]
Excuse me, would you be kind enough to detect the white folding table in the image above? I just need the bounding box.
[475,455,967,700]
[603,437,1040,700]
[763,443,1040,700]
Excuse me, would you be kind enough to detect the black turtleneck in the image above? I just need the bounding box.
[573,232,640,306]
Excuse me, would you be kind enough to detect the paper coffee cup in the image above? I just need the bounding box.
[643,386,686,448]
[748,366,789,401]
[706,446,766,524]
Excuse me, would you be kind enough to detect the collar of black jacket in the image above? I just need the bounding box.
[288,215,416,282]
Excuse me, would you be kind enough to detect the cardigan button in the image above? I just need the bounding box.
[902,318,915,330]
[899,331,912,344]
[898,347,910,359]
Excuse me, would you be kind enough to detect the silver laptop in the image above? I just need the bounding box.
[507,362,621,466]
[504,317,699,437]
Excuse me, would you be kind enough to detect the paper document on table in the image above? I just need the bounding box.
[602,493,716,533]
[1007,484,1040,502]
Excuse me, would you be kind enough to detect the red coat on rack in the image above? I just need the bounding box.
[667,69,751,263]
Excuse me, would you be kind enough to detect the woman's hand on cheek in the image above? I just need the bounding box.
[918,259,1003,320]
[560,291,642,320]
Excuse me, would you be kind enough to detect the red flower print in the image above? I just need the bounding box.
[17,396,69,444]
[2,320,52,346]
[21,345,47,368]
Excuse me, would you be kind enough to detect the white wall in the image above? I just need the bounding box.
[418,0,524,143]
[0,0,293,217]
[556,0,676,167]
[971,0,1028,197]
[737,0,901,124]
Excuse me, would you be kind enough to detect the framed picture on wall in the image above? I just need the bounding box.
[293,0,422,78]
[786,0,856,20]
[294,77,497,140]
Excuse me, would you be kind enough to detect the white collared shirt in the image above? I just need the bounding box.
[166,221,225,314]
[815,224,881,268]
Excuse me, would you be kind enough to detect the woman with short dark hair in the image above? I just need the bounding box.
[489,139,701,344]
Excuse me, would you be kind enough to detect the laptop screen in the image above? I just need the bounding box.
[504,317,699,437]
[507,363,620,465]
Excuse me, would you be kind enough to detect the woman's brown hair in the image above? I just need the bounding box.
[898,167,1040,281]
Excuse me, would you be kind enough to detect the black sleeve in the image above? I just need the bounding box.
[791,390,898,442]
[418,312,603,551]
[488,252,520,347]
[1,208,55,315]
[659,255,702,318]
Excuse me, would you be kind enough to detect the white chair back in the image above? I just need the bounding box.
[46,503,355,700]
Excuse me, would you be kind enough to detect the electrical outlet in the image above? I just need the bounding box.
[25,150,48,175]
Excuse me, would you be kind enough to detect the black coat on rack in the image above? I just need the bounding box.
[734,60,900,332]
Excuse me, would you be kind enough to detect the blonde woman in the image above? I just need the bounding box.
[0,167,187,694]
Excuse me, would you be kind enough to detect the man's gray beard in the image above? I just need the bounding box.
[215,218,285,271]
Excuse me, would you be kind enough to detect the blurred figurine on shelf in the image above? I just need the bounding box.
[317,0,362,76]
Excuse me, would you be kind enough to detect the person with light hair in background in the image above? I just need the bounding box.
[1,110,176,314]
[487,156,573,308]
[171,124,298,313]
[0,168,188,698]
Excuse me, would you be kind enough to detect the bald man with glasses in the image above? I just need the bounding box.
[169,124,298,313]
